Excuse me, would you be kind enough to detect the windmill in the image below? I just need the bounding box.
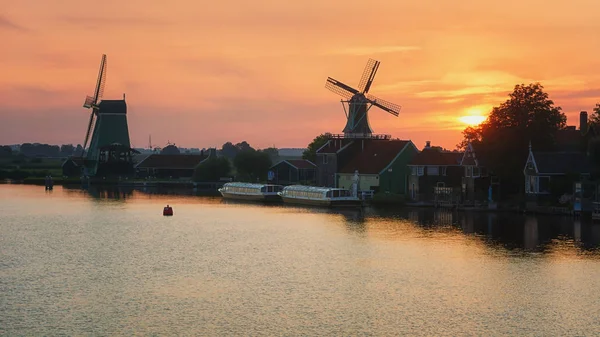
[325,59,401,137]
[79,54,134,177]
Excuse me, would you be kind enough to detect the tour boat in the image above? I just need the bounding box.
[218,182,283,202]
[278,185,362,208]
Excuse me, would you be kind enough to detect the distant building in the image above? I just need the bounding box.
[270,159,317,185]
[407,141,488,204]
[135,149,216,179]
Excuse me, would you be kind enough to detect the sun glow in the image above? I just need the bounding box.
[458,107,488,126]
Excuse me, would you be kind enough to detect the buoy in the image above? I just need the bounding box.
[163,205,173,216]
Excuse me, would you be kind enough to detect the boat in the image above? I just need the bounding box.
[278,185,362,208]
[218,182,283,202]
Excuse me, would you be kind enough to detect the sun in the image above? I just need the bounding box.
[459,115,486,126]
[458,107,488,126]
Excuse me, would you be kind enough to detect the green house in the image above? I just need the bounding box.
[336,139,419,194]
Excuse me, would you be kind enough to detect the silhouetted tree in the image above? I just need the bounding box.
[74,144,84,156]
[302,133,330,163]
[236,141,253,152]
[0,146,12,157]
[193,156,231,182]
[234,149,272,182]
[589,103,600,131]
[457,83,567,198]
[260,147,279,162]
[60,144,75,156]
[221,142,238,159]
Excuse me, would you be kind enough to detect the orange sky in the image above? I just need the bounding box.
[1,0,599,150]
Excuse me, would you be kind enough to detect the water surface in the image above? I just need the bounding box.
[1,185,599,335]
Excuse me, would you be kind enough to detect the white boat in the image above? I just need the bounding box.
[278,185,362,208]
[218,182,283,202]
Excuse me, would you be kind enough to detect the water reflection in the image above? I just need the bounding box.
[370,207,600,254]
[35,185,600,253]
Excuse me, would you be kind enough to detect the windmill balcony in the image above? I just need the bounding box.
[328,133,391,140]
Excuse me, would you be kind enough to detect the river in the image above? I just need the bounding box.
[1,184,600,335]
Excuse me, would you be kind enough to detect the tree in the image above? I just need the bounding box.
[193,156,231,182]
[234,149,272,182]
[260,147,279,163]
[60,144,75,156]
[589,103,600,131]
[457,83,567,198]
[0,146,12,157]
[302,133,330,163]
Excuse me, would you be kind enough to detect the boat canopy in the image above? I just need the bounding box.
[221,182,283,194]
[280,185,354,199]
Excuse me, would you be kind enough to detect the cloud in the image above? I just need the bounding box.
[325,45,421,56]
[0,16,28,31]
[59,16,171,29]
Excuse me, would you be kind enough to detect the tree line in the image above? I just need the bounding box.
[0,143,84,158]
[193,141,280,183]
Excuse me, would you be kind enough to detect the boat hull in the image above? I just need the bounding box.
[281,196,362,208]
[220,191,281,202]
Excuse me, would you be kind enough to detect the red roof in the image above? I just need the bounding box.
[286,159,316,169]
[409,148,463,166]
[339,139,411,174]
[136,154,208,169]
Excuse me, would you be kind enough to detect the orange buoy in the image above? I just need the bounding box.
[163,205,173,216]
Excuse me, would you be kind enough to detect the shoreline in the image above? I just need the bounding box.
[1,180,589,218]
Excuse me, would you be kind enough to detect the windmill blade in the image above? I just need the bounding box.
[325,77,359,100]
[93,54,107,105]
[366,94,401,116]
[82,110,96,152]
[358,59,380,94]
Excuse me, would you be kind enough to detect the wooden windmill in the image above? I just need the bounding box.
[80,54,135,177]
[325,59,401,137]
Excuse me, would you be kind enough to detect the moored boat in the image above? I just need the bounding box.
[218,182,283,202]
[278,185,362,208]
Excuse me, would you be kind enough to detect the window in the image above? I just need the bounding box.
[322,155,328,164]
[411,166,417,175]
[417,166,424,176]
[428,166,439,176]
[440,166,447,176]
[465,166,472,177]
[436,182,445,187]
[472,167,480,178]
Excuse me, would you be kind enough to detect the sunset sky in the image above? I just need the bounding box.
[1,0,599,150]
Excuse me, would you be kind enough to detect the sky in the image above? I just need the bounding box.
[1,0,600,150]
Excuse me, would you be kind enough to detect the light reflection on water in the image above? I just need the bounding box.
[2,184,600,336]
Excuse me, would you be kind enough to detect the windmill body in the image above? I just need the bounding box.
[325,59,401,138]
[80,55,136,177]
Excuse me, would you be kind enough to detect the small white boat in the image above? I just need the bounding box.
[278,185,362,208]
[218,182,283,202]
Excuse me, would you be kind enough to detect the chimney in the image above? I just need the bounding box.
[580,111,588,134]
[425,141,431,149]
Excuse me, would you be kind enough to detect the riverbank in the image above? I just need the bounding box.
[1,180,590,217]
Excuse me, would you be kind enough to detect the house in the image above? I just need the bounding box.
[135,149,215,179]
[62,157,85,177]
[407,142,464,202]
[315,137,356,187]
[269,159,317,185]
[523,144,591,198]
[335,139,419,194]
[460,142,490,202]
[523,111,595,205]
